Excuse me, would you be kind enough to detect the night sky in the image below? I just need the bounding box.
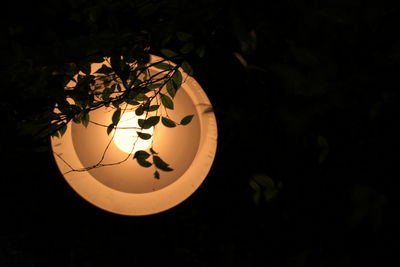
[1,1,399,266]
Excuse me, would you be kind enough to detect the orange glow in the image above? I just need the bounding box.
[51,55,217,216]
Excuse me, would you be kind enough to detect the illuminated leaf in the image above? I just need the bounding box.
[95,64,113,74]
[251,174,281,203]
[140,87,152,95]
[137,132,152,140]
[110,55,121,71]
[172,70,182,88]
[128,71,137,82]
[133,150,150,160]
[135,93,148,101]
[153,62,173,70]
[196,45,206,58]
[166,80,176,98]
[138,116,160,129]
[180,42,194,54]
[253,190,261,205]
[137,158,152,168]
[181,61,193,76]
[176,32,192,41]
[127,100,140,105]
[102,86,114,101]
[135,105,144,116]
[138,119,145,128]
[147,105,159,112]
[51,131,60,138]
[142,102,150,111]
[81,62,91,75]
[180,115,194,125]
[167,70,182,98]
[147,83,163,90]
[254,174,274,187]
[72,114,81,124]
[81,111,90,128]
[153,155,173,171]
[107,123,114,135]
[127,91,139,101]
[160,93,174,109]
[146,116,160,127]
[132,79,142,87]
[133,150,153,168]
[112,108,121,125]
[59,124,67,136]
[160,49,178,58]
[263,188,279,202]
[161,117,176,128]
[112,99,123,108]
[249,180,260,191]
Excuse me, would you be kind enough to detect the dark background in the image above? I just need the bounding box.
[1,0,399,266]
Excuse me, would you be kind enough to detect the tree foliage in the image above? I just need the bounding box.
[6,20,196,178]
[48,52,195,177]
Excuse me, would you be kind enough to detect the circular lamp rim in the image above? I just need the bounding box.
[51,56,217,216]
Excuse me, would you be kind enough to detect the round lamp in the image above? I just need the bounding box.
[51,55,217,216]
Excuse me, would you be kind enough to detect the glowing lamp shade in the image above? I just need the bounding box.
[51,55,217,216]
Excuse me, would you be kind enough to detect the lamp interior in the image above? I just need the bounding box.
[51,55,217,215]
[71,85,201,194]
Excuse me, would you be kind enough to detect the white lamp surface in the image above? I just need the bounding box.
[112,112,154,154]
[51,55,217,216]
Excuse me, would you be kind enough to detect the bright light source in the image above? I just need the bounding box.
[112,112,153,154]
[51,55,217,216]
